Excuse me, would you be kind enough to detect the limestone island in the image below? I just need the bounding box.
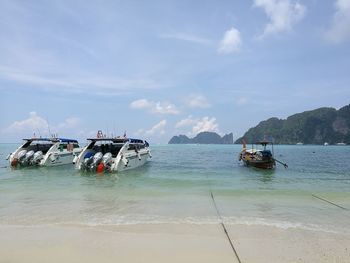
[168,131,233,144]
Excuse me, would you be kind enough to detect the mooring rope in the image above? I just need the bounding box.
[209,190,242,263]
[312,194,347,210]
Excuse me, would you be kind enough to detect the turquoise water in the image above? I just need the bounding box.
[0,144,349,233]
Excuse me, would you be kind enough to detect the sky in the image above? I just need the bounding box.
[0,0,349,143]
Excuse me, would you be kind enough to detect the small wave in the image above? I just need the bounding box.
[81,215,220,226]
[60,215,343,234]
[222,216,339,233]
[0,214,344,234]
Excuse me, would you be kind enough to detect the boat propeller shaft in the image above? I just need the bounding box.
[273,158,288,168]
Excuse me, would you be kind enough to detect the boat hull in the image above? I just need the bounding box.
[115,152,149,172]
[40,150,82,167]
[239,149,276,169]
[243,159,275,169]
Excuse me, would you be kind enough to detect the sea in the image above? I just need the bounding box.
[0,143,349,234]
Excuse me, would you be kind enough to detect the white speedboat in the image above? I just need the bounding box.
[336,142,346,146]
[74,137,151,173]
[8,138,82,167]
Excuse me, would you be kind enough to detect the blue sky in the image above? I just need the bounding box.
[0,0,349,143]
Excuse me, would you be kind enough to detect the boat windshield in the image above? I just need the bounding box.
[128,143,145,151]
[87,140,124,157]
[58,142,80,151]
[22,140,55,154]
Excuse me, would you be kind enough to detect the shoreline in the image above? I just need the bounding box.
[1,223,349,263]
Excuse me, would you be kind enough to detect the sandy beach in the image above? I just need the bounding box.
[1,223,349,263]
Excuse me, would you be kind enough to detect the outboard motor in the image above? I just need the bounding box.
[97,152,113,173]
[93,152,103,165]
[83,157,93,170]
[81,152,94,170]
[32,151,43,165]
[24,150,35,165]
[102,152,112,165]
[90,152,103,171]
[17,150,27,164]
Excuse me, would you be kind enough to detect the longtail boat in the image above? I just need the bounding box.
[238,140,276,169]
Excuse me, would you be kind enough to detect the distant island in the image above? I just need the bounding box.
[168,131,233,144]
[235,104,350,145]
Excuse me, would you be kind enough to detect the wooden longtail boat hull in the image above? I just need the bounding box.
[243,159,275,169]
[238,140,277,169]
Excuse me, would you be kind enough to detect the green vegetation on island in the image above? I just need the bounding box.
[235,104,350,145]
[168,131,233,144]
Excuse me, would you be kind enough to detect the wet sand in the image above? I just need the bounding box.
[1,223,349,263]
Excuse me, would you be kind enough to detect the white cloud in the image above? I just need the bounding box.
[3,112,48,134]
[184,94,211,108]
[146,120,167,136]
[325,0,350,43]
[2,112,82,138]
[254,0,306,37]
[192,117,219,135]
[153,102,179,115]
[160,33,212,45]
[130,99,180,115]
[218,27,242,54]
[130,99,153,109]
[175,116,219,136]
[175,116,196,128]
[136,120,167,137]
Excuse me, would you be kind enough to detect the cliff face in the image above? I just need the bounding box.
[169,132,233,144]
[235,104,350,145]
[168,135,192,144]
